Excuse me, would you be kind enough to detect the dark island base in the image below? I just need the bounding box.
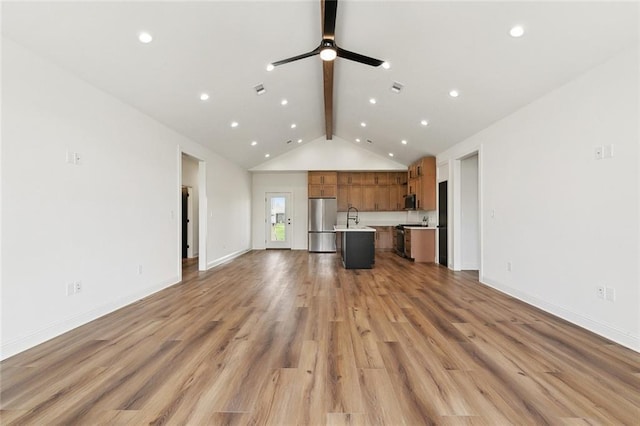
[341,231,375,269]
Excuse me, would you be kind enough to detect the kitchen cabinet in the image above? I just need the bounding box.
[375,186,390,211]
[339,229,376,269]
[373,226,393,250]
[390,172,408,185]
[337,185,362,211]
[308,171,337,198]
[389,185,405,211]
[407,157,436,211]
[361,185,376,211]
[338,172,361,185]
[404,228,435,262]
[360,172,389,185]
[336,171,406,212]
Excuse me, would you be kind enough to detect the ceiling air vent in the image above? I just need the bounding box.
[391,82,404,94]
[254,83,266,95]
[367,139,373,144]
[286,139,292,144]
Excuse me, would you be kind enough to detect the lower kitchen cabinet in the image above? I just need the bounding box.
[373,226,393,250]
[404,228,435,262]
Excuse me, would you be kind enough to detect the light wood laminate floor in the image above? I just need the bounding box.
[1,250,639,425]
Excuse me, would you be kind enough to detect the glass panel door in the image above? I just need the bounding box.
[265,192,292,249]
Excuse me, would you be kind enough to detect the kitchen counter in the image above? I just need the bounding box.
[403,226,437,230]
[334,226,375,269]
[334,225,376,232]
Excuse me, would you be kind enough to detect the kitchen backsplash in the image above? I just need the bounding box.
[336,210,437,226]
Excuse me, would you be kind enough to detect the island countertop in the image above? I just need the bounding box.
[334,225,376,232]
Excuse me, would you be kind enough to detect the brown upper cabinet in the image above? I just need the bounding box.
[361,172,390,186]
[308,171,338,198]
[337,171,407,212]
[407,157,436,211]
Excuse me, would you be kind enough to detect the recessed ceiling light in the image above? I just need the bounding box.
[297,139,303,143]
[266,63,275,71]
[360,122,367,127]
[200,93,210,101]
[401,140,407,145]
[355,138,361,142]
[290,123,297,129]
[510,25,525,38]
[382,61,391,70]
[251,141,257,146]
[231,121,239,128]
[420,119,429,126]
[138,32,153,43]
[265,153,270,158]
[389,153,394,157]
[281,99,288,106]
[449,90,459,98]
[369,98,377,105]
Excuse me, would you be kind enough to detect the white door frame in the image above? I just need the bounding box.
[178,148,208,281]
[265,192,292,249]
[449,145,483,277]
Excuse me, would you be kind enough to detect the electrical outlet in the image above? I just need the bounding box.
[594,146,604,160]
[66,282,75,296]
[605,287,616,302]
[596,286,605,299]
[74,281,82,293]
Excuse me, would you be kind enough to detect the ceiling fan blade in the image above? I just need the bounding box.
[323,0,338,39]
[271,47,320,67]
[323,60,334,139]
[336,47,384,67]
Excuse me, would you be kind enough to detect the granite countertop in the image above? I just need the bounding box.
[334,225,376,232]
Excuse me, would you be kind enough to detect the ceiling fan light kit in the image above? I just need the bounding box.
[267,0,386,139]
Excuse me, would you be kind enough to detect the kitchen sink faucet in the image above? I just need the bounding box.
[346,207,359,228]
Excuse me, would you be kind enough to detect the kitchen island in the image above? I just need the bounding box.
[334,225,376,269]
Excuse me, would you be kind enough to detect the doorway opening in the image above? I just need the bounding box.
[450,149,482,274]
[459,154,480,271]
[180,152,207,274]
[265,192,292,249]
[181,186,193,259]
[438,180,448,267]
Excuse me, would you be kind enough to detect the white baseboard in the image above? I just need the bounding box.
[481,275,639,352]
[1,276,180,360]
[207,249,251,269]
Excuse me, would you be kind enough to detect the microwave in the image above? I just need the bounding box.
[404,193,416,210]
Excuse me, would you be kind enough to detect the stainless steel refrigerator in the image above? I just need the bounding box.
[308,198,337,252]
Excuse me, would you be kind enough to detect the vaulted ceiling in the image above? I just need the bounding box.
[2,1,638,169]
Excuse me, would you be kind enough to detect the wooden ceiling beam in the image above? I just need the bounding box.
[323,60,334,140]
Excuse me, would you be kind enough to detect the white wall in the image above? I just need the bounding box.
[251,136,407,171]
[252,172,308,250]
[181,155,199,257]
[437,48,639,351]
[1,38,252,359]
[460,155,479,270]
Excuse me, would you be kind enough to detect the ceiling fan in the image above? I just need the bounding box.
[267,0,386,140]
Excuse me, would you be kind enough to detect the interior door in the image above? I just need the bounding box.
[266,192,292,249]
[438,181,448,266]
